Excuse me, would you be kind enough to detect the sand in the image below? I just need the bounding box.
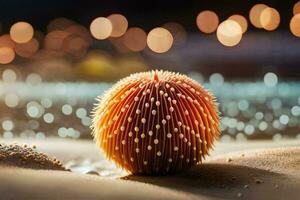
[0,143,66,170]
[0,167,189,200]
[0,138,300,200]
[127,147,300,200]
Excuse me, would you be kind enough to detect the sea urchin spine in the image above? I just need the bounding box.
[92,70,220,175]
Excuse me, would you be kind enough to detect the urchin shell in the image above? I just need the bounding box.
[92,70,220,175]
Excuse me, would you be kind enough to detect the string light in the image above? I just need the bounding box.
[260,7,280,31]
[10,22,34,43]
[44,30,69,51]
[0,47,15,64]
[147,27,173,53]
[0,34,15,49]
[15,38,39,58]
[123,27,147,52]
[196,10,219,33]
[65,25,92,45]
[107,14,128,37]
[249,4,268,28]
[0,6,293,63]
[47,18,75,32]
[63,35,89,58]
[163,22,187,46]
[217,20,242,47]
[293,1,300,15]
[228,15,248,33]
[90,17,112,40]
[290,14,300,37]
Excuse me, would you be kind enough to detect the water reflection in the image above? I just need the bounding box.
[0,70,299,141]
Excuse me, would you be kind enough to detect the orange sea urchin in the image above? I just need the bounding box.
[92,70,220,175]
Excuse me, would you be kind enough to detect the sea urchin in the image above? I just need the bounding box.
[92,70,220,175]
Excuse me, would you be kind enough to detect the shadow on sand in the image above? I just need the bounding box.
[123,163,298,200]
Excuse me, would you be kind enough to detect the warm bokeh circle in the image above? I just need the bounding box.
[92,70,220,175]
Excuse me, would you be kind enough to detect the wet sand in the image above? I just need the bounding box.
[0,138,300,200]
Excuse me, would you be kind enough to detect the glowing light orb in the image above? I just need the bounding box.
[228,14,248,33]
[0,34,15,49]
[249,4,268,28]
[290,14,300,37]
[92,70,220,175]
[163,22,187,46]
[217,20,243,47]
[107,14,128,37]
[293,1,300,15]
[15,38,39,58]
[44,30,69,51]
[63,35,89,58]
[109,37,129,53]
[0,47,15,64]
[147,27,173,53]
[66,25,92,45]
[196,10,219,33]
[123,27,147,52]
[260,7,280,31]
[47,18,75,32]
[90,17,112,40]
[10,22,34,43]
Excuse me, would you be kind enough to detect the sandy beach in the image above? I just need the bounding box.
[0,138,299,200]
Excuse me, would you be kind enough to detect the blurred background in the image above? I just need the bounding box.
[1,0,300,142]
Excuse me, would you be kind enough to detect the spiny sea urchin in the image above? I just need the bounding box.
[92,70,220,175]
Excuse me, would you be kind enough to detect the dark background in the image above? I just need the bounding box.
[0,0,295,32]
[0,0,300,79]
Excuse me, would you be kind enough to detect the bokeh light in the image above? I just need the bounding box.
[90,17,112,40]
[123,27,147,52]
[47,18,75,32]
[41,98,53,109]
[0,34,15,48]
[2,120,14,131]
[107,14,128,37]
[209,73,224,86]
[264,72,278,87]
[5,93,19,108]
[228,14,248,33]
[293,1,300,15]
[109,37,129,53]
[260,7,280,31]
[26,101,45,118]
[15,38,39,58]
[43,113,54,124]
[291,106,300,116]
[290,14,300,37]
[44,30,69,51]
[0,3,299,146]
[147,27,173,53]
[0,47,15,64]
[249,4,268,28]
[10,21,34,43]
[163,22,187,46]
[26,73,42,85]
[216,20,242,47]
[63,35,89,58]
[196,10,219,33]
[2,69,16,82]
[65,25,92,45]
[62,104,73,115]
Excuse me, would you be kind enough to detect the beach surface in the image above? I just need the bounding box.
[0,138,300,200]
